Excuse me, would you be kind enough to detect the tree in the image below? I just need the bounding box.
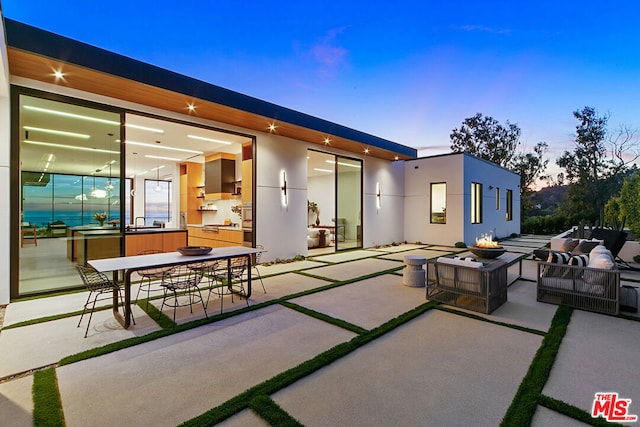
[556,106,631,223]
[449,113,521,168]
[450,113,549,216]
[511,142,549,216]
[618,172,640,235]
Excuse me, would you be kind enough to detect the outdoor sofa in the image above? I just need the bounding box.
[536,242,620,315]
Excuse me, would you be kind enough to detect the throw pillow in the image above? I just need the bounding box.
[568,254,590,267]
[559,238,580,252]
[547,251,571,264]
[588,254,615,270]
[573,239,602,255]
[589,245,613,262]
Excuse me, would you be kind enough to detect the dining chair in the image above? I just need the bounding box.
[20,224,38,247]
[135,249,174,310]
[159,263,208,324]
[209,257,250,310]
[75,264,127,338]
[202,260,234,314]
[251,245,266,293]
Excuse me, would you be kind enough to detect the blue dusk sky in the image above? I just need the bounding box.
[4,1,640,182]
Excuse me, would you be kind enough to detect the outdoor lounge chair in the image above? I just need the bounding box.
[589,228,630,268]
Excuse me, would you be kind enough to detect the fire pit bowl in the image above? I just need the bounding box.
[468,245,506,259]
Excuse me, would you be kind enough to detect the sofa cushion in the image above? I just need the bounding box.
[573,239,603,254]
[559,238,580,252]
[588,253,615,270]
[569,254,590,267]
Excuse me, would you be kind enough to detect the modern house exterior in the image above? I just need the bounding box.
[0,16,520,304]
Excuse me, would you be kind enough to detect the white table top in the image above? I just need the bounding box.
[88,246,262,273]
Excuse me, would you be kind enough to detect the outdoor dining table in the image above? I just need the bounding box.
[88,246,263,329]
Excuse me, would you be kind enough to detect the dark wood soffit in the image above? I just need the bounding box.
[8,48,413,162]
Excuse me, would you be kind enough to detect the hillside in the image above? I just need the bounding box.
[529,185,568,215]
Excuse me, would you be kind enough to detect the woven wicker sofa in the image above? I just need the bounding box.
[536,247,620,315]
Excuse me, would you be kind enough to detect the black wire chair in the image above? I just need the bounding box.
[251,245,266,294]
[207,257,251,313]
[159,263,208,324]
[75,264,128,338]
[134,249,175,310]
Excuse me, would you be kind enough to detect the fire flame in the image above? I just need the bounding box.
[475,233,501,248]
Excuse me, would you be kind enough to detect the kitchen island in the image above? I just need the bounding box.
[187,224,243,248]
[124,228,188,256]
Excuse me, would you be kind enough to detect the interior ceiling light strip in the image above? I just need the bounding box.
[23,105,120,125]
[125,140,203,154]
[125,123,165,134]
[23,140,119,154]
[313,168,333,173]
[23,126,90,139]
[144,154,181,162]
[187,134,232,144]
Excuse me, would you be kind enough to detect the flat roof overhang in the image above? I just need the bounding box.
[5,19,416,162]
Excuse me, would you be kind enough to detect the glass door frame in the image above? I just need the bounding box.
[334,154,363,251]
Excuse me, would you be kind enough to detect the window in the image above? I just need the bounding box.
[496,187,500,210]
[506,189,513,221]
[430,182,446,224]
[144,179,172,225]
[471,182,482,224]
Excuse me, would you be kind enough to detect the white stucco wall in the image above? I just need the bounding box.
[404,154,466,245]
[254,135,405,262]
[462,154,520,244]
[0,15,11,304]
[404,153,521,246]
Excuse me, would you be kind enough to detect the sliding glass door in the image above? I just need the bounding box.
[335,156,362,251]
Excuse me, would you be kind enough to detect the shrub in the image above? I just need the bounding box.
[454,241,467,248]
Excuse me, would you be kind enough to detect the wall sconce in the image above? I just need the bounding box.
[376,182,381,210]
[280,170,288,207]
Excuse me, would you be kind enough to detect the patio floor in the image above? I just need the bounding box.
[1,235,639,426]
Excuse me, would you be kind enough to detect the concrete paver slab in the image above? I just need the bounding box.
[531,405,590,426]
[0,304,160,378]
[378,248,455,261]
[0,376,33,427]
[256,260,328,276]
[217,409,270,426]
[274,309,543,427]
[307,258,402,282]
[290,274,425,330]
[310,250,379,263]
[367,244,428,253]
[57,305,355,427]
[542,310,640,416]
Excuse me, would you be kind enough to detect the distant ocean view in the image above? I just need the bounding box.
[23,209,123,228]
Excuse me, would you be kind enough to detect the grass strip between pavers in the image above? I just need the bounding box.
[279,301,368,335]
[179,300,439,426]
[500,305,572,427]
[433,305,547,336]
[33,367,65,427]
[538,394,626,427]
[249,395,304,427]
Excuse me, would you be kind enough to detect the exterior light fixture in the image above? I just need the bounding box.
[376,182,381,210]
[364,147,370,154]
[53,70,65,81]
[187,103,196,112]
[269,123,277,132]
[280,170,288,207]
[324,137,331,145]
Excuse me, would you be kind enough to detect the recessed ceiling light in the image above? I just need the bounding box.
[23,140,119,154]
[187,103,196,112]
[268,123,277,132]
[24,106,120,125]
[324,137,331,145]
[186,134,232,145]
[53,70,65,80]
[23,126,90,139]
[314,168,333,173]
[125,123,165,134]
[126,140,203,154]
[364,148,370,154]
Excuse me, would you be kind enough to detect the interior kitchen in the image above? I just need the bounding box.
[17,93,254,296]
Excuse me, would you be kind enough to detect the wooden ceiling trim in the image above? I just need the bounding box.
[8,48,412,161]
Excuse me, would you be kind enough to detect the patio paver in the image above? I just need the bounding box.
[273,309,543,427]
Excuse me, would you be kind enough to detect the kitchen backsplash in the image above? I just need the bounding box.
[201,199,242,225]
